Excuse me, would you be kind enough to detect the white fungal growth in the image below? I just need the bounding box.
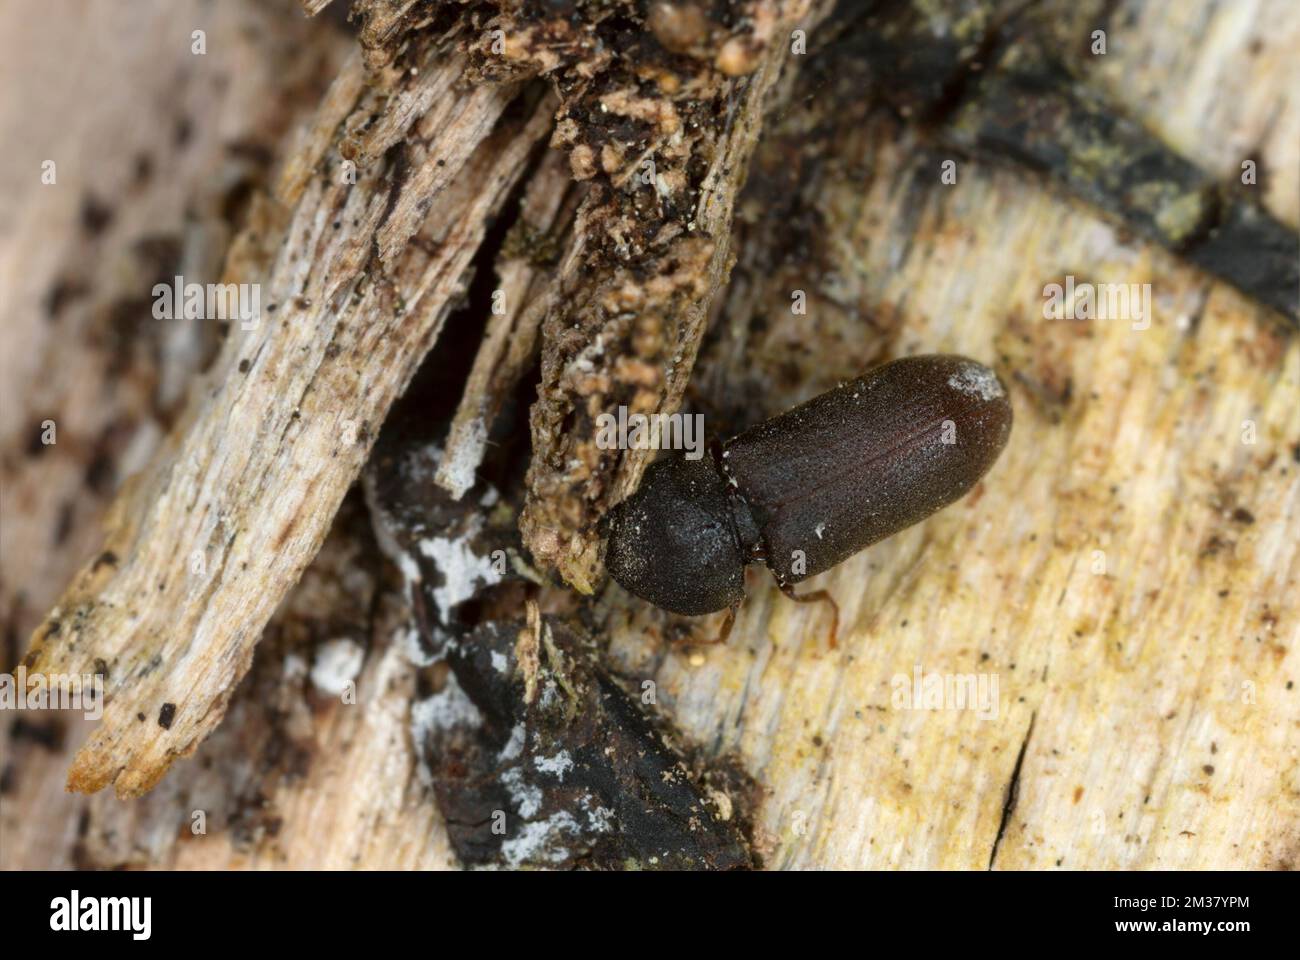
[501,765,543,818]
[395,552,421,589]
[411,674,483,738]
[499,722,527,762]
[436,417,487,500]
[310,638,364,695]
[538,678,560,709]
[282,652,308,681]
[581,794,616,832]
[533,749,574,781]
[418,517,503,624]
[398,624,436,667]
[362,456,427,593]
[947,363,1004,402]
[409,673,482,788]
[500,811,581,867]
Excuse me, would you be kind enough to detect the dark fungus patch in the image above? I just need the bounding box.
[417,617,759,870]
[157,702,176,729]
[365,407,534,661]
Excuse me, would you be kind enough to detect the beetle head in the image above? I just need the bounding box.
[605,454,747,616]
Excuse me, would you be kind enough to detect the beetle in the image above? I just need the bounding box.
[604,354,1013,645]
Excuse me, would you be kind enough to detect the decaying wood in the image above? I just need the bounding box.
[14,0,829,799]
[75,499,457,870]
[18,16,550,798]
[0,0,355,863]
[436,149,582,498]
[2,0,1297,871]
[613,1,1300,869]
[515,0,834,593]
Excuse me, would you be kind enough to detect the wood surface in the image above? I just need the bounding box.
[1,0,1296,870]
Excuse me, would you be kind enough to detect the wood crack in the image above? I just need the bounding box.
[989,710,1036,870]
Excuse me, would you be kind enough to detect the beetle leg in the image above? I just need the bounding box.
[671,603,738,648]
[777,581,839,649]
[715,603,738,645]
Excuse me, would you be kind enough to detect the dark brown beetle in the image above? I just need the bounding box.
[605,354,1013,645]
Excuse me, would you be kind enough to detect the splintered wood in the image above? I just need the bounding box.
[12,0,823,798]
[19,31,549,797]
[516,0,827,592]
[435,149,582,499]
